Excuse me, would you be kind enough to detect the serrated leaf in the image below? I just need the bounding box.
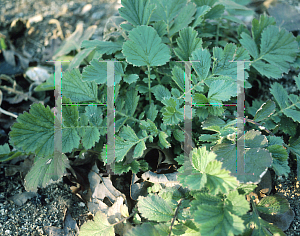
[207,77,236,101]
[61,68,98,102]
[118,0,156,27]
[85,105,103,127]
[62,128,80,153]
[9,103,55,157]
[146,103,158,121]
[190,48,211,81]
[171,66,185,92]
[191,5,211,28]
[79,211,114,236]
[24,154,70,192]
[169,3,196,36]
[152,20,167,37]
[174,27,203,62]
[137,194,174,222]
[158,131,171,148]
[212,43,250,81]
[134,141,146,158]
[161,97,184,125]
[62,97,79,127]
[152,85,171,101]
[114,125,147,162]
[125,89,140,117]
[268,144,290,177]
[114,159,140,174]
[122,25,171,66]
[240,15,299,79]
[82,59,123,84]
[139,119,159,135]
[80,126,100,150]
[254,100,276,122]
[270,82,300,122]
[194,204,245,236]
[177,147,239,194]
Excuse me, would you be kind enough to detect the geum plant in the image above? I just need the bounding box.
[1,0,300,235]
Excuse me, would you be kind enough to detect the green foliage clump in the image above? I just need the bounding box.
[1,0,300,235]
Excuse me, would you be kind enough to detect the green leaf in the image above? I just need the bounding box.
[125,89,140,117]
[152,20,167,37]
[212,130,272,184]
[268,144,290,177]
[270,82,300,123]
[79,211,114,236]
[177,146,239,194]
[174,27,203,61]
[122,25,171,67]
[0,144,23,162]
[171,66,185,92]
[212,43,250,82]
[194,204,245,236]
[240,15,299,79]
[252,14,276,46]
[62,97,79,127]
[137,194,174,222]
[85,105,103,127]
[24,154,70,192]
[152,85,171,101]
[118,0,156,27]
[81,39,123,55]
[191,5,211,28]
[124,223,160,236]
[161,97,184,125]
[190,48,211,81]
[151,0,187,23]
[9,103,54,157]
[62,68,98,102]
[253,100,276,122]
[158,131,171,148]
[207,77,236,101]
[169,3,196,36]
[82,59,123,84]
[114,125,147,162]
[114,159,140,174]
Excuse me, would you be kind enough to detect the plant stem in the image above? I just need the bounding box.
[147,65,151,105]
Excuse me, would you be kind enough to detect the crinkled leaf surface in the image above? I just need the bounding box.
[177,147,239,194]
[61,68,98,102]
[122,25,170,66]
[137,194,174,222]
[194,204,245,236]
[9,103,55,157]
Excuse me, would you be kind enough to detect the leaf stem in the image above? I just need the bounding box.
[147,65,151,105]
[169,198,183,236]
